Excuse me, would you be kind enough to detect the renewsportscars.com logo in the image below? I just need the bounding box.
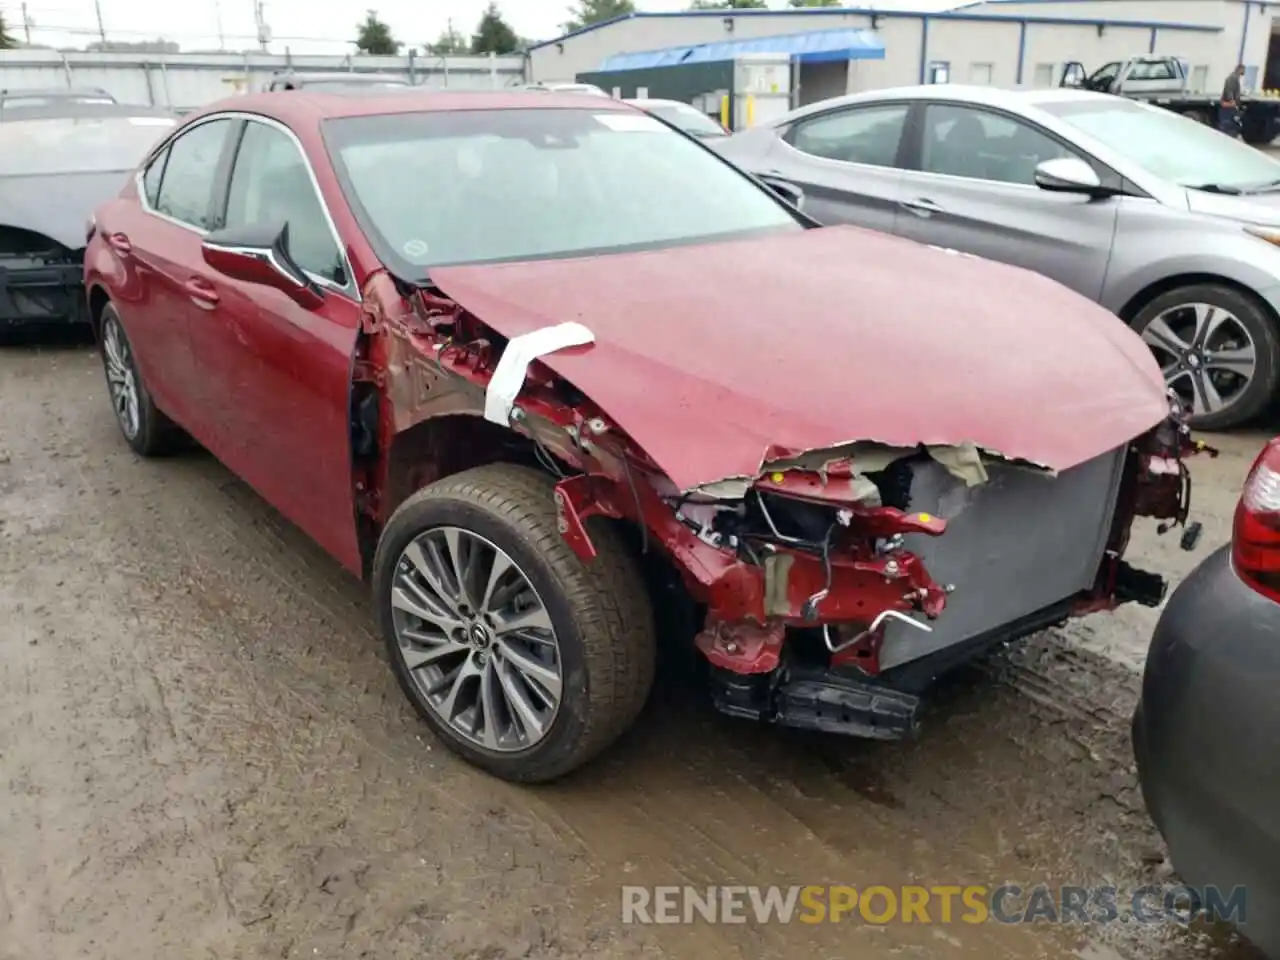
[621,884,1248,926]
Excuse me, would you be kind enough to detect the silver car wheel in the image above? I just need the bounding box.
[102,316,140,441]
[389,526,563,753]
[1140,302,1257,418]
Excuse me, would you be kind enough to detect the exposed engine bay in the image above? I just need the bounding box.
[351,267,1212,744]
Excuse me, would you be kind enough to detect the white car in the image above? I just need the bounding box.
[625,98,729,141]
[514,82,610,97]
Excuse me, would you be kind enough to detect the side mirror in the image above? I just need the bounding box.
[759,174,805,211]
[1034,157,1106,196]
[201,221,324,309]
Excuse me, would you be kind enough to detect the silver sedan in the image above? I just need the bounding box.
[715,85,1280,430]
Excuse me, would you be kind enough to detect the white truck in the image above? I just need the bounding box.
[1060,55,1280,144]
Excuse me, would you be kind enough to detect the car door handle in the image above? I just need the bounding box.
[900,197,943,218]
[184,277,219,310]
[107,232,132,255]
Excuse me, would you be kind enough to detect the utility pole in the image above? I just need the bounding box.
[93,0,106,45]
[20,2,31,44]
[254,0,269,51]
[214,0,225,50]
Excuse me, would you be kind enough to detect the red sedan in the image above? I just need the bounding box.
[86,90,1203,782]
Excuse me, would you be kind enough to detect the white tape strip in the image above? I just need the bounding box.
[483,321,596,425]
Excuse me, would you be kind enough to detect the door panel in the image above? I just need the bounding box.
[764,102,912,236]
[120,118,237,434]
[191,118,363,573]
[894,103,1117,300]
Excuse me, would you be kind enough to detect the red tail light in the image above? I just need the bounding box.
[1233,438,1280,602]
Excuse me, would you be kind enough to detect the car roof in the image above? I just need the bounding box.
[270,71,409,84]
[624,98,695,109]
[768,83,1116,123]
[191,88,636,126]
[0,102,176,123]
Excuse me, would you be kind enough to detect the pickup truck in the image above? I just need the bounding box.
[1060,55,1280,144]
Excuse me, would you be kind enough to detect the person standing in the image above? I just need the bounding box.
[1220,64,1245,137]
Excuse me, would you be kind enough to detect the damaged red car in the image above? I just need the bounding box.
[85,91,1205,782]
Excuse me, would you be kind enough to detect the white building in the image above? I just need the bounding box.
[528,1,1275,103]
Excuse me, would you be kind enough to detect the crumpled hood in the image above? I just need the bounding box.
[430,225,1168,492]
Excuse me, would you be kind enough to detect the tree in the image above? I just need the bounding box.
[690,0,767,7]
[355,9,402,55]
[788,0,841,6]
[472,2,520,54]
[426,20,470,54]
[562,0,635,33]
[0,12,17,49]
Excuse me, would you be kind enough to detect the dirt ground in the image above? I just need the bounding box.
[0,337,1269,960]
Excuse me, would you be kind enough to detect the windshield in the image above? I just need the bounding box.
[0,115,176,176]
[323,107,800,276]
[645,104,726,138]
[1036,97,1280,191]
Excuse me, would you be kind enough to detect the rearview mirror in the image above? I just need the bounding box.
[1034,157,1105,196]
[759,174,805,211]
[201,221,325,309]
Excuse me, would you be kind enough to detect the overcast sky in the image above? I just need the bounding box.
[0,0,715,53]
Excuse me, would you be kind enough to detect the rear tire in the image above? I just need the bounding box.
[1130,283,1280,430]
[98,303,185,456]
[373,463,656,783]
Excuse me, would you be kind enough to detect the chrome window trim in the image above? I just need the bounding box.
[136,110,360,302]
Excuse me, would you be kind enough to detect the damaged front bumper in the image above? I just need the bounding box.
[387,287,1206,746]
[555,401,1208,743]
[0,260,86,328]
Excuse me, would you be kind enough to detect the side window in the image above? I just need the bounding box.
[142,146,168,207]
[154,118,233,230]
[1089,62,1121,90]
[919,104,1076,186]
[787,104,909,169]
[1128,60,1176,81]
[223,121,346,286]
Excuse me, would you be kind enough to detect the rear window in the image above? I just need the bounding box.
[0,115,176,176]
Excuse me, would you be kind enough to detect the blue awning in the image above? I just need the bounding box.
[597,28,886,71]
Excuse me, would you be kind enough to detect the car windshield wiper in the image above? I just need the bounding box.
[1189,182,1244,194]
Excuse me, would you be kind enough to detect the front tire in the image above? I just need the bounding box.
[373,463,656,783]
[1130,283,1279,430]
[98,304,184,456]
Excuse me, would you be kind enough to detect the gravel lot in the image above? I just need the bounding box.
[0,335,1269,960]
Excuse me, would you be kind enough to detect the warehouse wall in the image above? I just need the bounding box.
[534,8,1228,101]
[0,49,525,111]
[964,0,1275,89]
[963,0,1230,25]
[530,12,880,82]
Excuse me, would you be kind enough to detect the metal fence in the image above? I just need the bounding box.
[0,49,529,111]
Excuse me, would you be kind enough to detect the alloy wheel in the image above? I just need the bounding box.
[102,316,141,441]
[389,526,563,752]
[1140,302,1257,419]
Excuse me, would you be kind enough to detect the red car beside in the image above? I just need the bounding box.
[86,90,1202,782]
